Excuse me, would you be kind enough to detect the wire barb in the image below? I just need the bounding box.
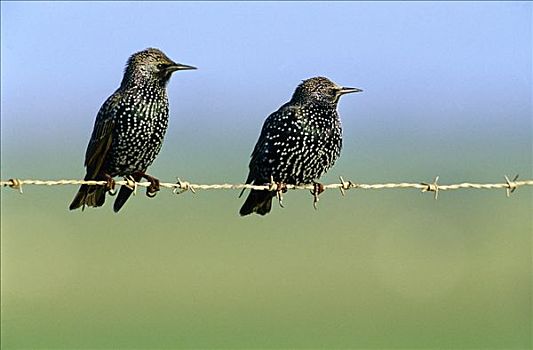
[124,176,138,195]
[504,174,519,197]
[338,176,352,196]
[421,176,440,199]
[173,178,195,195]
[7,178,23,194]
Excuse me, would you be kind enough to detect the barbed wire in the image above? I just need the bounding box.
[1,175,531,202]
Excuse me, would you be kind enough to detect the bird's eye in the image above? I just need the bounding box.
[157,63,167,70]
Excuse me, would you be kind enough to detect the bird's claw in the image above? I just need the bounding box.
[146,178,160,198]
[131,171,160,198]
[270,177,287,208]
[102,174,116,195]
[311,182,325,210]
[276,182,288,208]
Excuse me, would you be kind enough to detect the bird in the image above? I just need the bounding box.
[69,48,196,212]
[239,76,362,216]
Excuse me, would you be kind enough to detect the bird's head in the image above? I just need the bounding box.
[122,48,196,88]
[291,76,362,106]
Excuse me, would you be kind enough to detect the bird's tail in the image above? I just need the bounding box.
[239,189,275,216]
[113,173,142,213]
[69,184,107,210]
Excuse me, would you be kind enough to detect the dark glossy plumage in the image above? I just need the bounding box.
[240,77,362,216]
[69,48,196,212]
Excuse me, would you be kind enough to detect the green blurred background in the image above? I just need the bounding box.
[2,152,532,348]
[1,2,532,349]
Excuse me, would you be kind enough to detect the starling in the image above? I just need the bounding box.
[69,48,196,212]
[240,76,362,216]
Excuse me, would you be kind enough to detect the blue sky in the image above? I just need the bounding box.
[1,1,531,180]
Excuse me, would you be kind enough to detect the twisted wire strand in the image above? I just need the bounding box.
[1,176,531,198]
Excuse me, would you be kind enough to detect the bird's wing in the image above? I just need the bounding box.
[247,104,299,182]
[84,93,121,178]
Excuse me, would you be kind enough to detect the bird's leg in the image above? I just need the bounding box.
[311,182,325,210]
[146,176,160,198]
[133,171,160,198]
[275,181,288,208]
[98,172,116,195]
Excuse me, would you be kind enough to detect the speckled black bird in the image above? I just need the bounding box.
[69,48,196,212]
[240,77,362,216]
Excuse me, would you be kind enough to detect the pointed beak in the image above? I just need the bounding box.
[339,87,363,95]
[167,63,197,72]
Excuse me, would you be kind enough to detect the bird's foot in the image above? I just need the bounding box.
[101,173,116,195]
[276,182,288,208]
[269,176,287,208]
[131,171,160,197]
[143,174,160,198]
[311,182,325,210]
